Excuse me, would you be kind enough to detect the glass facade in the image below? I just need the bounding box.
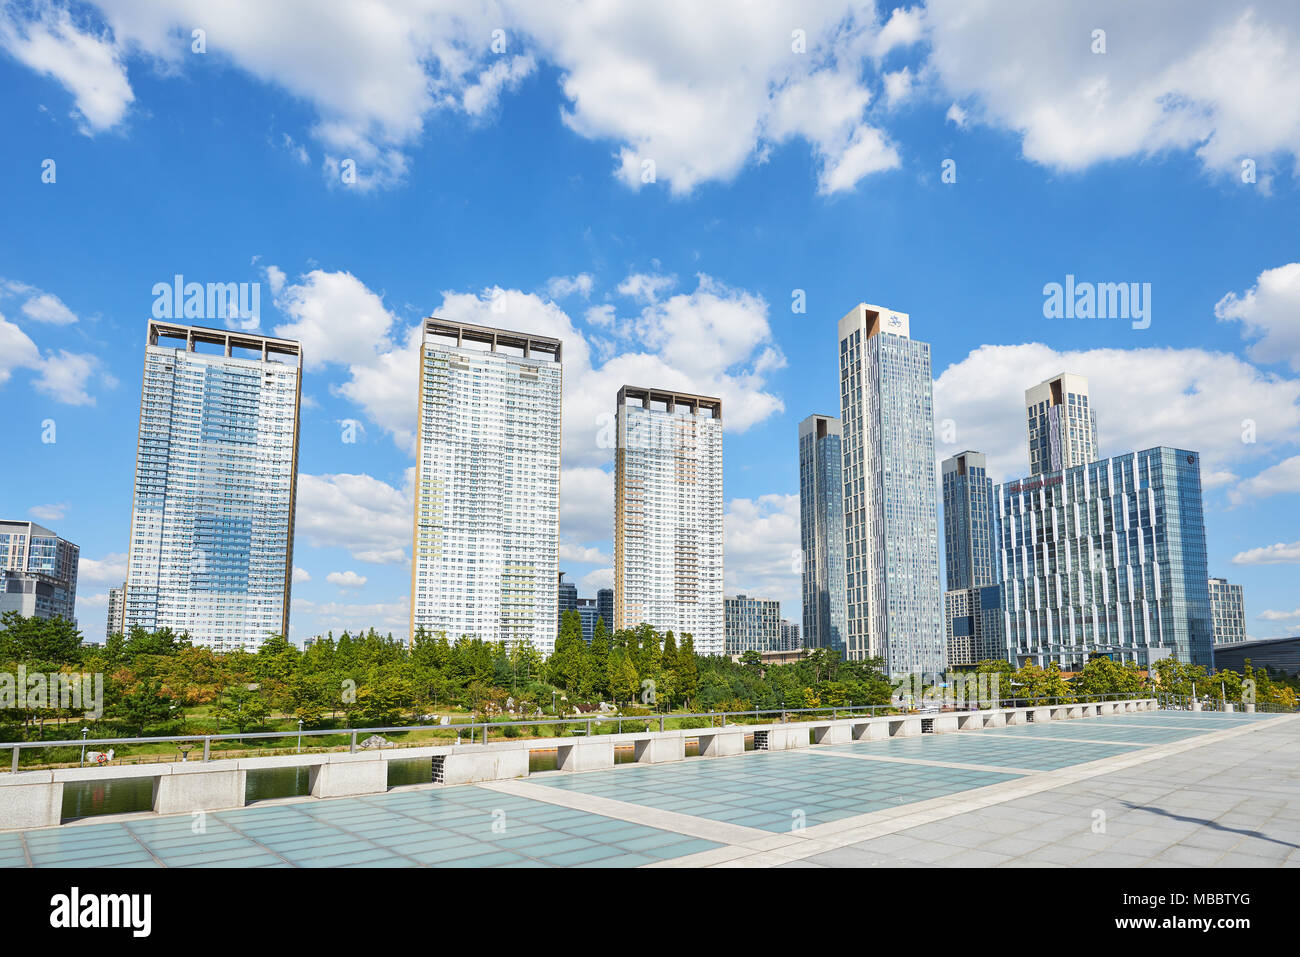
[941,450,995,591]
[0,520,79,622]
[614,387,724,655]
[996,447,1214,668]
[945,584,1004,666]
[724,594,780,655]
[411,321,562,654]
[838,305,944,676]
[1026,373,1099,477]
[798,414,847,656]
[125,323,300,651]
[1208,577,1247,645]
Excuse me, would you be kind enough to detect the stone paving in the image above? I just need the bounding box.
[1,708,1292,867]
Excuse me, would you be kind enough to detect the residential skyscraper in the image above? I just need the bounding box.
[125,323,300,651]
[411,319,563,654]
[941,451,996,591]
[778,619,802,652]
[798,413,847,656]
[0,520,79,622]
[996,447,1213,668]
[106,584,126,638]
[838,304,944,676]
[1025,372,1099,477]
[1208,577,1247,645]
[614,386,723,655]
[724,594,780,655]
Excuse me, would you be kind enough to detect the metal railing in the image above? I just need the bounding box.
[1156,692,1294,713]
[0,692,1153,773]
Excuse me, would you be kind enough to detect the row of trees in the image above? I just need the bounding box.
[1,610,1294,744]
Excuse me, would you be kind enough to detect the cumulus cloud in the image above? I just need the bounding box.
[295,471,412,566]
[1215,262,1300,372]
[1258,608,1300,621]
[20,292,78,325]
[326,570,368,589]
[292,567,311,584]
[292,596,410,638]
[924,1,1300,178]
[1229,456,1300,506]
[933,343,1300,483]
[78,552,128,584]
[724,494,802,613]
[0,3,133,132]
[1231,541,1300,565]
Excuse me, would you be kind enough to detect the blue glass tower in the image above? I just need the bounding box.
[798,414,847,656]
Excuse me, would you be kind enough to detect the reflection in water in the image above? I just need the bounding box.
[58,733,745,819]
[62,776,156,820]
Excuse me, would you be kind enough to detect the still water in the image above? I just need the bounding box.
[59,735,743,819]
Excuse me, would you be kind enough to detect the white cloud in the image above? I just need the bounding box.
[461,54,535,116]
[32,349,113,406]
[924,1,1300,178]
[616,272,676,303]
[20,292,78,325]
[559,541,611,565]
[724,493,802,614]
[882,67,915,108]
[3,1,917,195]
[1215,262,1300,372]
[1232,541,1300,565]
[873,5,925,58]
[292,596,410,638]
[78,552,127,585]
[296,472,412,566]
[292,566,311,584]
[273,269,397,370]
[579,568,613,593]
[1258,608,1300,621]
[28,504,67,522]
[545,273,594,300]
[0,316,41,385]
[0,4,133,132]
[945,101,968,128]
[1229,456,1300,506]
[934,343,1300,483]
[326,570,368,589]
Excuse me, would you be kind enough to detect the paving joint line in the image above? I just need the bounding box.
[672,712,1296,867]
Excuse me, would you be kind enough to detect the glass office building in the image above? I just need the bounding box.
[0,520,79,622]
[614,386,724,655]
[411,320,562,654]
[945,584,1004,666]
[996,447,1214,668]
[798,413,847,656]
[724,594,780,655]
[1208,577,1247,645]
[838,304,944,676]
[125,322,301,651]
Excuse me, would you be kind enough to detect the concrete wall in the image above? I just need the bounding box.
[0,698,1160,830]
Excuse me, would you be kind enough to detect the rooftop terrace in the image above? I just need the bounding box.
[1,708,1293,868]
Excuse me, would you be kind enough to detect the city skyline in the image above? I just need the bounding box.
[3,2,1298,648]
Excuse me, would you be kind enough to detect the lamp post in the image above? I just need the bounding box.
[297,718,304,753]
[79,727,88,767]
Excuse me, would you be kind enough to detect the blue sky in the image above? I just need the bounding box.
[1,1,1298,646]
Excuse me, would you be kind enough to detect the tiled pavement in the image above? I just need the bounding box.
[2,708,1293,867]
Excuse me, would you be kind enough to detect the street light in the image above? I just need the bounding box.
[297,718,304,753]
[79,727,89,767]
